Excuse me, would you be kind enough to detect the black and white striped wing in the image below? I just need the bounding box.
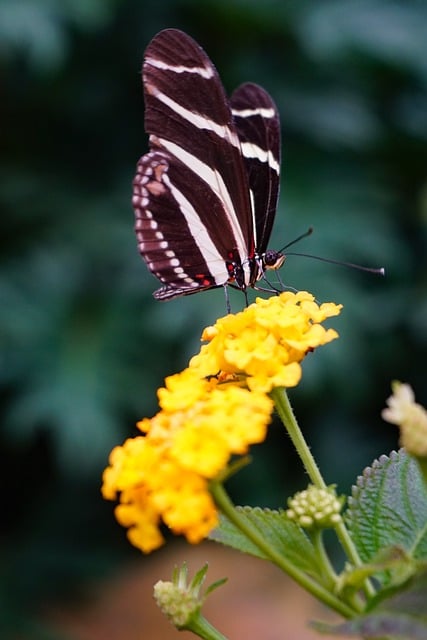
[230,82,281,256]
[132,29,254,299]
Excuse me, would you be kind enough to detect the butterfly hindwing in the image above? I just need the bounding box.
[230,82,281,256]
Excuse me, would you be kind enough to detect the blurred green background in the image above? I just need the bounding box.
[1,0,427,637]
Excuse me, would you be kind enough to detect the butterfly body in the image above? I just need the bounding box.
[132,29,282,300]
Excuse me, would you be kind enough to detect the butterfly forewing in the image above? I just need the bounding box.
[132,29,282,299]
[133,29,254,298]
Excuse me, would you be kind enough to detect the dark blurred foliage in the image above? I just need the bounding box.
[1,0,427,636]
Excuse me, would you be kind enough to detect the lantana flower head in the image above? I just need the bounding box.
[190,291,342,392]
[102,368,273,552]
[102,292,342,553]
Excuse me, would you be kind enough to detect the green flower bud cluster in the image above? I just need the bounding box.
[287,485,343,530]
[154,579,200,628]
[153,563,226,636]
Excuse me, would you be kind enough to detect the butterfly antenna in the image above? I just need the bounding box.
[280,226,384,276]
[286,251,385,276]
[279,227,314,252]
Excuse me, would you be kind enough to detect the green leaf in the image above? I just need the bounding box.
[345,450,427,585]
[314,568,427,639]
[338,546,417,594]
[209,506,322,580]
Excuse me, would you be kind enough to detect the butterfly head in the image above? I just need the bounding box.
[262,249,286,271]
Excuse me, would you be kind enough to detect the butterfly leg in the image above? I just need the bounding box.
[223,284,232,314]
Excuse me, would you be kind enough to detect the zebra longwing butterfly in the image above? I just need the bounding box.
[132,29,284,300]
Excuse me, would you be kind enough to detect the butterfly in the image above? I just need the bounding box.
[132,29,284,302]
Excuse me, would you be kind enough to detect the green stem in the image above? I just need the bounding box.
[210,481,356,619]
[311,530,365,612]
[271,387,325,487]
[271,387,376,599]
[311,529,338,589]
[188,613,229,640]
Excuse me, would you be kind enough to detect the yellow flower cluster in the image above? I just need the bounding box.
[102,292,342,553]
[102,370,273,552]
[190,291,342,392]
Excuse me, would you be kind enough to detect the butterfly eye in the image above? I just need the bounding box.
[263,250,286,270]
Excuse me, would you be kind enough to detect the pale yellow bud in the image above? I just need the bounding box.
[383,382,427,457]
